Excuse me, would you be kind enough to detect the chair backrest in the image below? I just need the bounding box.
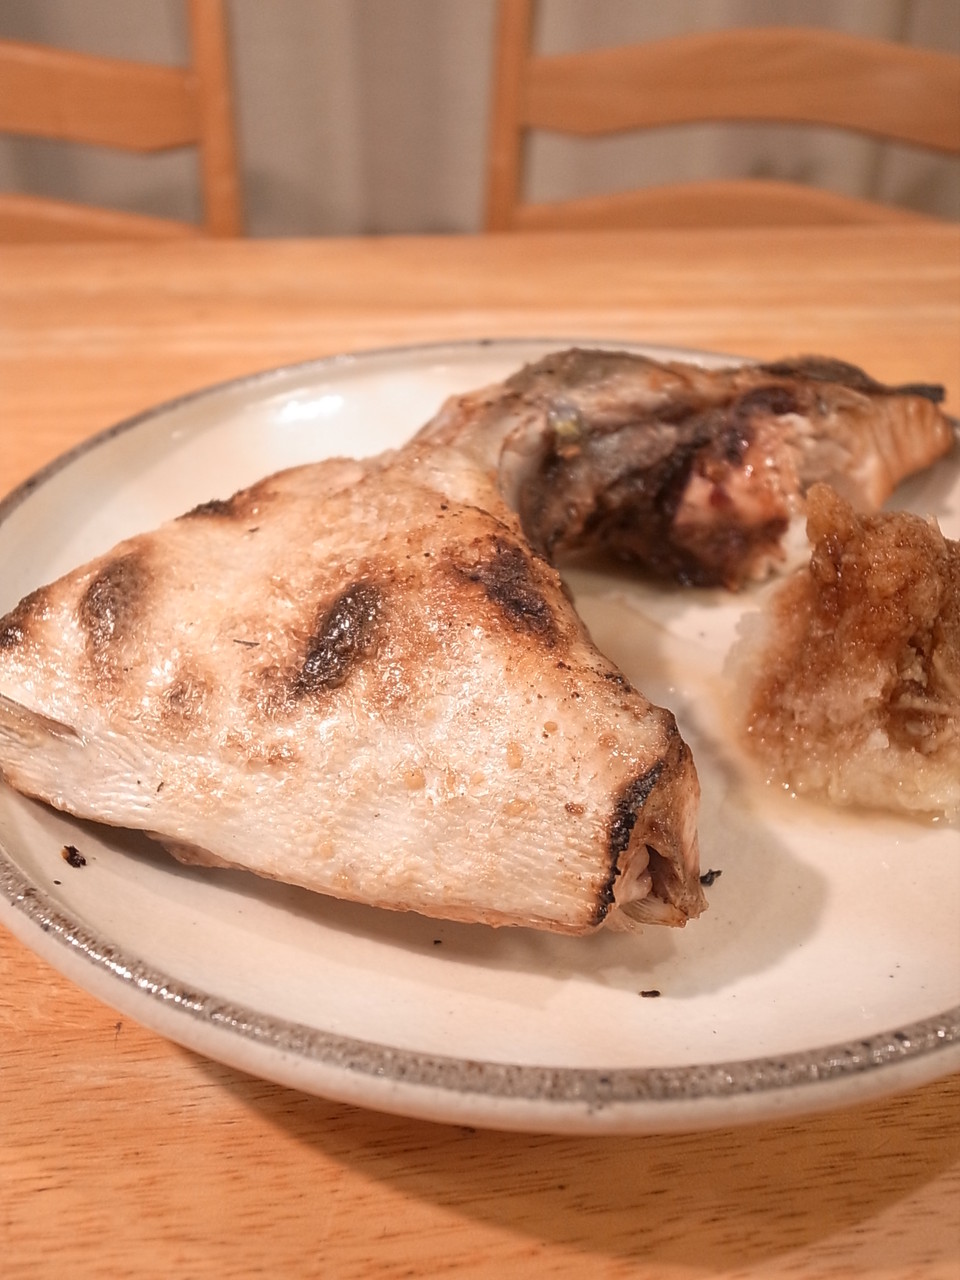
[0,0,242,240]
[485,1,960,231]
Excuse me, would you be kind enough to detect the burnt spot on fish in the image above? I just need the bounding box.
[452,537,558,643]
[758,356,945,404]
[78,552,146,658]
[293,582,383,697]
[0,586,49,650]
[733,384,800,424]
[0,617,24,649]
[593,863,619,926]
[182,496,238,519]
[160,672,208,726]
[609,762,665,859]
[592,760,666,926]
[603,670,632,690]
[179,478,271,522]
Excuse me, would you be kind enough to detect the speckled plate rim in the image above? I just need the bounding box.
[1,337,958,1135]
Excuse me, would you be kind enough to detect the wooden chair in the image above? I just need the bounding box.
[0,0,242,240]
[485,1,960,230]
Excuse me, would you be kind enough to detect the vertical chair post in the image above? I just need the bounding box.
[485,0,535,231]
[188,0,243,236]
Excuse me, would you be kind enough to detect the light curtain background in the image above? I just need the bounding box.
[1,0,958,235]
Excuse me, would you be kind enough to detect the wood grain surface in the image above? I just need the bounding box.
[1,225,958,1279]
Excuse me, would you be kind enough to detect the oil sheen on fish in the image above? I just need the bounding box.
[0,347,952,932]
[0,452,703,934]
[417,349,954,587]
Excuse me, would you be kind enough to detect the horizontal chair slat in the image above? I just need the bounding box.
[523,28,960,154]
[0,193,203,241]
[0,39,199,151]
[512,179,937,231]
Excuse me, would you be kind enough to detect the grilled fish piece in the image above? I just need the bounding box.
[418,349,955,587]
[0,452,704,934]
[0,346,951,931]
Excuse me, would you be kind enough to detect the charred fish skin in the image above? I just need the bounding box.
[1,347,950,931]
[0,457,705,934]
[754,355,946,404]
[418,348,955,588]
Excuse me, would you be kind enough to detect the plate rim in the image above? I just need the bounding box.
[2,335,958,1130]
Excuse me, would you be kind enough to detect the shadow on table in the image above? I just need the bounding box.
[191,1049,960,1273]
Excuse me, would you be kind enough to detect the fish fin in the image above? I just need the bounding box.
[0,692,83,747]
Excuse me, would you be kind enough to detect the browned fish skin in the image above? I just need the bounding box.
[0,347,952,929]
[418,349,954,588]
[0,455,705,934]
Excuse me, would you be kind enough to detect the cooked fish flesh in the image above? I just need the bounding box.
[733,484,960,819]
[0,451,704,934]
[0,346,953,930]
[418,349,954,587]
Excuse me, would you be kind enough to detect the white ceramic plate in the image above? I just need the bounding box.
[1,339,958,1134]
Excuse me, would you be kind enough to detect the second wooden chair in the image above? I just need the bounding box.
[485,1,960,230]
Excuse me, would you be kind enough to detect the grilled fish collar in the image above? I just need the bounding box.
[0,457,705,933]
[1,347,952,931]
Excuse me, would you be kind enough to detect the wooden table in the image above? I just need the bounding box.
[1,226,959,1279]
